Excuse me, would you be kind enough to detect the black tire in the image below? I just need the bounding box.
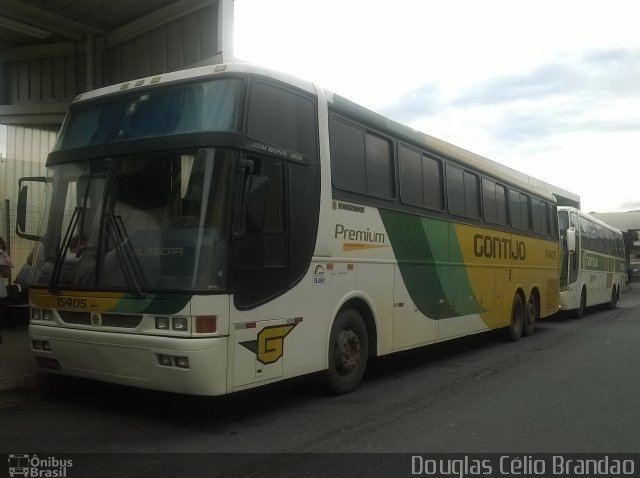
[574,288,586,318]
[523,293,538,337]
[503,294,524,342]
[608,286,618,310]
[324,309,369,395]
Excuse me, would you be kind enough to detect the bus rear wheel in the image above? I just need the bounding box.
[523,293,538,337]
[324,309,369,395]
[503,294,524,342]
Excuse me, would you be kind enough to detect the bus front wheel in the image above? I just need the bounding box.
[324,309,369,395]
[503,294,524,342]
[574,288,586,318]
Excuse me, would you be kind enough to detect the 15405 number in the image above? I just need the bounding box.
[56,297,87,309]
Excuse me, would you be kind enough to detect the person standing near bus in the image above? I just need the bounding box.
[0,236,14,341]
[0,236,13,293]
[14,248,34,292]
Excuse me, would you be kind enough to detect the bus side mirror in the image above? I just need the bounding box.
[566,227,576,253]
[245,175,268,233]
[16,176,48,241]
[17,185,28,232]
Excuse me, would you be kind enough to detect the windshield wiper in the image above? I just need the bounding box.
[49,206,82,292]
[105,212,147,297]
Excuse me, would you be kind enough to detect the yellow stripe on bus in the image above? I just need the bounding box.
[30,289,125,312]
[343,243,389,252]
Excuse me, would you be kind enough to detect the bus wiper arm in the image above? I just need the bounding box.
[50,206,81,292]
[105,213,147,297]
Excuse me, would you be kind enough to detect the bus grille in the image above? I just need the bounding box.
[59,311,143,328]
[101,313,143,328]
[59,311,90,325]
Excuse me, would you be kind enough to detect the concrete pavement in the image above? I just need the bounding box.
[0,327,47,394]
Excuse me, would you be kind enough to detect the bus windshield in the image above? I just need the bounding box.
[558,210,569,232]
[55,78,243,150]
[32,148,234,293]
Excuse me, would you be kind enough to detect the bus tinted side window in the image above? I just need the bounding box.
[464,170,480,219]
[482,178,508,225]
[365,133,394,199]
[496,184,508,225]
[447,164,480,219]
[247,81,317,160]
[532,198,551,235]
[510,189,531,230]
[398,144,443,210]
[399,145,423,206]
[510,189,522,229]
[423,155,444,210]
[330,118,366,192]
[330,116,393,199]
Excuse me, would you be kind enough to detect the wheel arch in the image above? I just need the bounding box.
[331,294,379,359]
[580,282,587,301]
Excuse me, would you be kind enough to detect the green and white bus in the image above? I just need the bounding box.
[18,63,560,396]
[558,206,625,317]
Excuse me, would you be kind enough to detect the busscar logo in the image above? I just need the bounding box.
[313,265,326,286]
[240,323,299,365]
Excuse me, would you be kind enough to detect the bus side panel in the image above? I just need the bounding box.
[229,264,349,391]
[391,265,437,351]
[355,262,394,354]
[380,211,493,343]
[453,223,559,323]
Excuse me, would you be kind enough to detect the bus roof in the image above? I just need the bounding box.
[326,92,556,203]
[71,62,317,103]
[72,62,555,203]
[558,206,623,235]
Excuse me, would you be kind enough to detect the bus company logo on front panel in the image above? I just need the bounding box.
[240,323,299,365]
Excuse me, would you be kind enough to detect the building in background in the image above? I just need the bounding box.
[592,211,640,282]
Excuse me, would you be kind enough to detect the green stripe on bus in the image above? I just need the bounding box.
[379,209,485,319]
[582,251,625,273]
[110,293,192,314]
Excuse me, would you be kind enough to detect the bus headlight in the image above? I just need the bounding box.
[172,317,189,332]
[155,317,170,330]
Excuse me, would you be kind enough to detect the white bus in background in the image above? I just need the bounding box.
[558,206,625,317]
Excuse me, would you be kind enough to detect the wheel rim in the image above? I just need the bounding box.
[333,328,361,376]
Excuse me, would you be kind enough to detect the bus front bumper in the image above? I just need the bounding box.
[29,324,229,396]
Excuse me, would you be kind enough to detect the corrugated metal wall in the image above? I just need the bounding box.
[4,2,222,106]
[0,126,55,280]
[7,55,85,105]
[105,3,220,84]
